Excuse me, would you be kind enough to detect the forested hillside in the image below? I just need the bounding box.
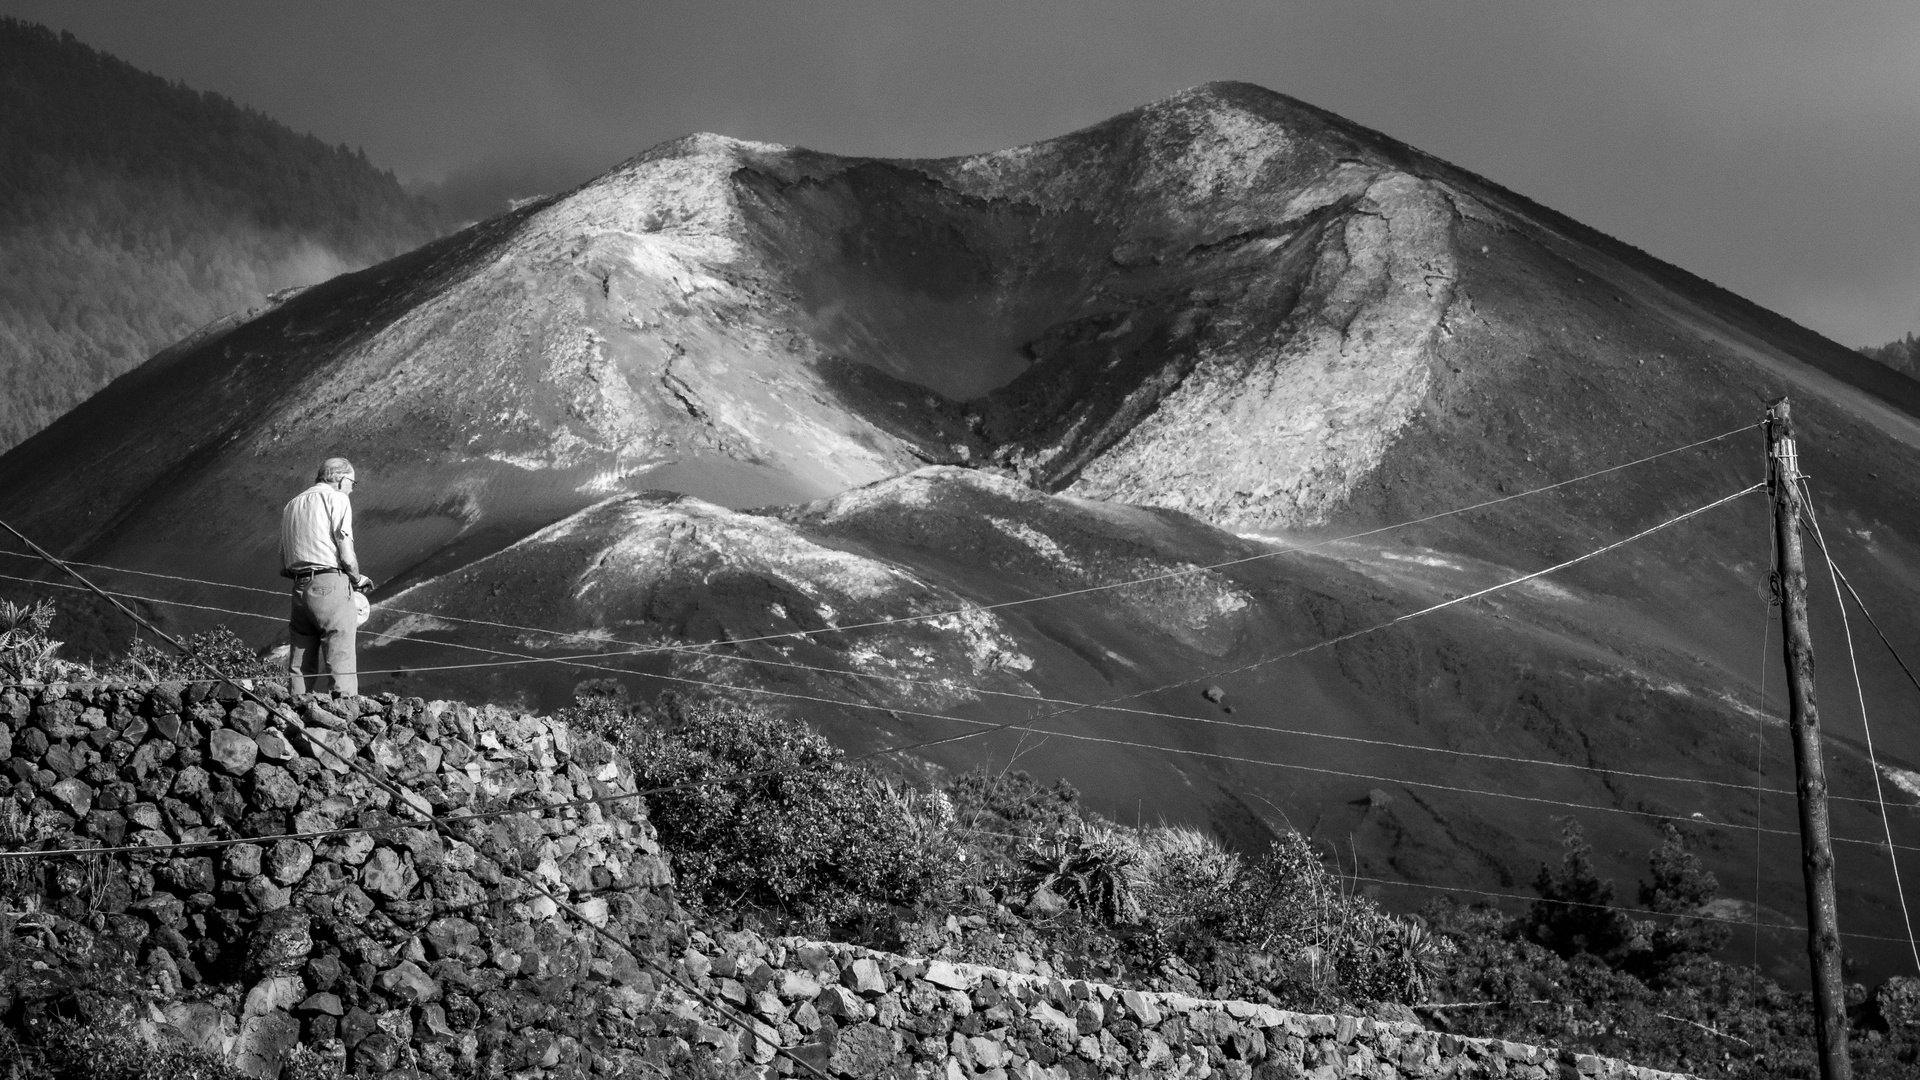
[0,19,451,451]
[1860,332,1920,381]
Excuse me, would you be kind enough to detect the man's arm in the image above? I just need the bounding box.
[331,490,372,589]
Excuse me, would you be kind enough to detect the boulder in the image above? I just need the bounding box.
[351,1031,399,1074]
[159,856,216,894]
[829,1022,901,1080]
[246,908,313,976]
[243,975,305,1018]
[296,992,344,1016]
[253,728,294,762]
[778,969,823,1001]
[924,960,971,990]
[163,1001,232,1055]
[845,956,887,995]
[231,1010,300,1076]
[424,916,482,962]
[208,729,259,776]
[248,764,300,810]
[266,839,313,885]
[816,986,864,1019]
[1122,989,1162,1027]
[375,959,440,1004]
[305,954,345,992]
[222,842,264,879]
[339,1006,378,1048]
[48,778,92,818]
[243,875,291,914]
[361,847,419,901]
[302,727,356,773]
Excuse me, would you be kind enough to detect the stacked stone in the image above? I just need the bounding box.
[3,680,1699,1080]
[659,933,1698,1080]
[0,679,678,1079]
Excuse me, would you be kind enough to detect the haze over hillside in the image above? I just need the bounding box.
[0,18,452,451]
[9,81,1920,985]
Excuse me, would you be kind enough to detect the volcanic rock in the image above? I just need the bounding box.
[360,848,418,901]
[208,729,258,775]
[48,778,91,817]
[266,839,314,885]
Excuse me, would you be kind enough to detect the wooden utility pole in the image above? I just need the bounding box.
[1768,397,1852,1080]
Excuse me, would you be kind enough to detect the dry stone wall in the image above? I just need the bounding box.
[1,679,1694,1080]
[0,678,681,1078]
[656,932,1698,1080]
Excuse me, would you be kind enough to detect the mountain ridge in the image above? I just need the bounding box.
[0,17,453,451]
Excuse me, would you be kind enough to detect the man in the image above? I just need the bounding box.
[280,457,374,696]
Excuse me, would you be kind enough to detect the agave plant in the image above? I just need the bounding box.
[1334,909,1454,1003]
[1022,825,1146,924]
[0,598,64,682]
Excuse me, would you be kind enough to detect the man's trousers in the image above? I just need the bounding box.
[288,571,357,696]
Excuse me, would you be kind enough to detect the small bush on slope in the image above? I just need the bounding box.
[0,1018,251,1080]
[0,597,93,682]
[935,766,1447,1007]
[239,680,1920,1072]
[577,694,961,938]
[111,624,284,684]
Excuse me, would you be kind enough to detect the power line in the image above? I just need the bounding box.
[362,616,1898,810]
[1350,874,1920,946]
[12,511,1915,815]
[11,465,1904,852]
[0,423,1759,667]
[142,589,1920,856]
[877,481,1772,758]
[14,481,1919,837]
[0,570,281,623]
[10,517,1920,983]
[1802,484,1920,972]
[0,517,836,1080]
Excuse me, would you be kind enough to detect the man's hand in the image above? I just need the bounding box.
[352,574,374,592]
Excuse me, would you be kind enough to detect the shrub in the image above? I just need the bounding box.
[0,1010,248,1080]
[947,767,1083,839]
[1021,825,1147,924]
[112,625,281,683]
[1329,907,1452,1004]
[603,696,960,935]
[1630,823,1733,984]
[1524,818,1634,960]
[1137,826,1244,935]
[0,597,92,682]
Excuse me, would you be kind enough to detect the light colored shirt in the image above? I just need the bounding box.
[281,482,355,572]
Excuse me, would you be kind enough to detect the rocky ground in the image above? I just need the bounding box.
[0,676,1704,1079]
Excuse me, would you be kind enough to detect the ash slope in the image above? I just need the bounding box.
[7,82,1920,980]
[365,467,1901,987]
[15,79,1901,607]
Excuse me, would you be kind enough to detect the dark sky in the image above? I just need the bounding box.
[8,0,1918,347]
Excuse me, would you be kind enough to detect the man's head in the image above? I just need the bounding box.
[316,457,357,491]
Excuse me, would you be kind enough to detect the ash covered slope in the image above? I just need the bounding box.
[7,80,1913,616]
[363,466,1906,988]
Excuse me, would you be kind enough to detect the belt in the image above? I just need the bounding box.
[286,567,342,582]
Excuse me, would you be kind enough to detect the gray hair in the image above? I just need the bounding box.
[316,457,355,483]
